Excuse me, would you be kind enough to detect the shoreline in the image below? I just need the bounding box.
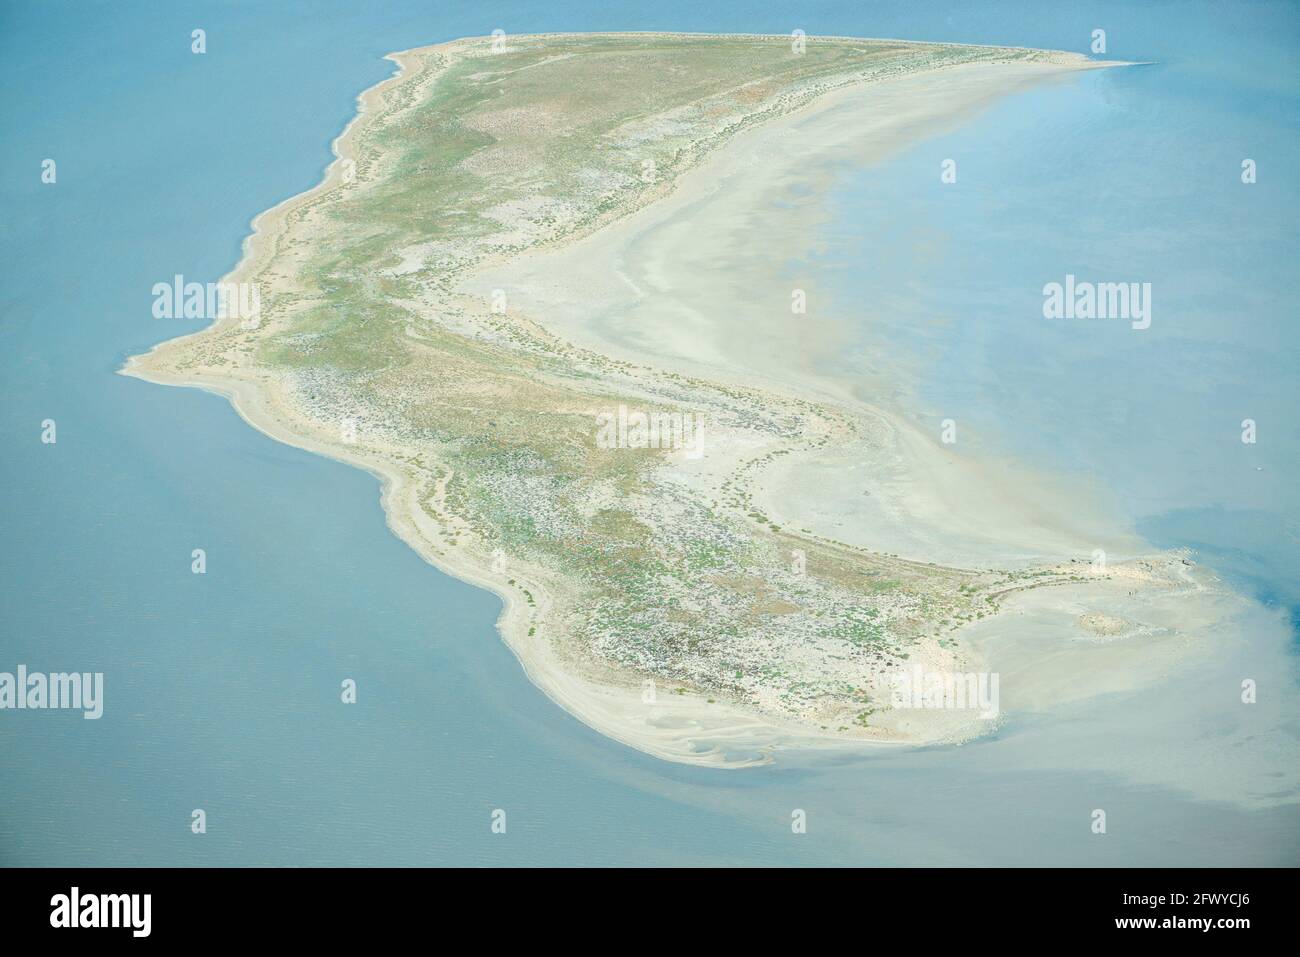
[122,33,1205,768]
[468,55,1140,569]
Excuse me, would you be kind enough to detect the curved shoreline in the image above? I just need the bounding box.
[123,33,1201,768]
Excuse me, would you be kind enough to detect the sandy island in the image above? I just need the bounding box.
[122,32,1241,769]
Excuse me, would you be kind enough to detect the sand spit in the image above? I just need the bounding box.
[121,33,1226,769]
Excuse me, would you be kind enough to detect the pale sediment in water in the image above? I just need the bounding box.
[122,33,1291,792]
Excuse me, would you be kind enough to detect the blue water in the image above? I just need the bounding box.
[813,3,1300,630]
[2,1,1297,866]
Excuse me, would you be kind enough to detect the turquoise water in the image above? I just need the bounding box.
[2,1,1297,866]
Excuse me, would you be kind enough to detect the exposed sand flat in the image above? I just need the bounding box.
[119,32,1268,783]
[472,59,1112,402]
[470,57,1137,568]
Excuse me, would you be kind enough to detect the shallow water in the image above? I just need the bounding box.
[814,27,1299,622]
[2,1,1296,865]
